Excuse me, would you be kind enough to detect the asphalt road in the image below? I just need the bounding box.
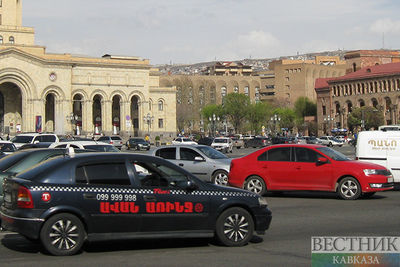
[1,144,398,267]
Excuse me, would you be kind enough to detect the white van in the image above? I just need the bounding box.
[356,131,400,183]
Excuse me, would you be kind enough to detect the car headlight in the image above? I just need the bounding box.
[258,197,268,206]
[363,169,379,176]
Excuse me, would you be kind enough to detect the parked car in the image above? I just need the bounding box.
[1,151,272,255]
[319,136,344,147]
[271,136,289,144]
[228,144,393,200]
[244,137,269,148]
[211,137,233,153]
[0,148,90,205]
[0,141,17,155]
[153,145,231,185]
[49,141,120,152]
[231,136,244,149]
[171,137,198,145]
[197,137,214,146]
[126,138,150,151]
[11,133,59,149]
[96,135,124,149]
[305,136,322,145]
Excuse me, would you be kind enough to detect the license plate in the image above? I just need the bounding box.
[388,177,394,183]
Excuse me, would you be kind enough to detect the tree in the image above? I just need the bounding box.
[222,93,251,133]
[246,102,273,135]
[347,106,384,131]
[294,96,317,118]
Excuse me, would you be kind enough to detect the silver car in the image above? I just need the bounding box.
[152,145,231,185]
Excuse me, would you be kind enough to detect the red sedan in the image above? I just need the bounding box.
[228,144,394,200]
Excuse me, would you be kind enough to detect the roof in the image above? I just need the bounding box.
[315,78,333,89]
[330,62,400,83]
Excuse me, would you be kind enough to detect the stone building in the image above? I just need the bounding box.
[0,0,176,139]
[316,62,400,136]
[259,56,347,105]
[160,75,261,133]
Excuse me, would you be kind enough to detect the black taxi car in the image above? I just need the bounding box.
[1,151,272,256]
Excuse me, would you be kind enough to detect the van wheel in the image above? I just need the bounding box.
[40,213,86,256]
[328,142,332,147]
[338,177,361,200]
[215,207,254,247]
[244,176,266,195]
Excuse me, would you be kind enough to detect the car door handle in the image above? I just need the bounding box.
[179,163,184,167]
[83,193,96,199]
[262,165,268,169]
[144,195,157,201]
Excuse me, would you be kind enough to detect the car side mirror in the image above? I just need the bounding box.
[317,157,328,165]
[185,180,198,191]
[34,140,40,144]
[194,156,205,161]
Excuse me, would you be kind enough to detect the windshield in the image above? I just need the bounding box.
[316,147,349,161]
[182,138,192,142]
[85,145,120,152]
[214,139,228,143]
[0,143,16,152]
[196,146,228,159]
[11,136,34,143]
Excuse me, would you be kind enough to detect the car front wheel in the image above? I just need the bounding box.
[212,170,229,185]
[40,213,86,256]
[244,175,266,195]
[338,177,361,200]
[215,207,254,247]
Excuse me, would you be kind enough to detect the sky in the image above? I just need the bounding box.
[22,0,400,65]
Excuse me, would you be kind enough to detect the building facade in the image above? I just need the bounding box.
[160,75,261,133]
[316,61,400,136]
[0,0,176,139]
[259,56,347,105]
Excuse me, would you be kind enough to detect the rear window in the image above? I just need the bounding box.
[75,162,130,185]
[155,148,176,160]
[0,143,16,152]
[11,136,34,143]
[111,136,122,141]
[0,151,30,170]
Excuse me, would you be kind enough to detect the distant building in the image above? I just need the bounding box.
[316,57,400,136]
[203,62,253,76]
[258,56,347,106]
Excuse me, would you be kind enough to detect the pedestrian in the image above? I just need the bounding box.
[6,134,10,141]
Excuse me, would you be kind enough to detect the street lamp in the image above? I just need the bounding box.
[270,114,281,135]
[143,113,154,136]
[208,114,220,137]
[66,112,79,135]
[324,115,334,134]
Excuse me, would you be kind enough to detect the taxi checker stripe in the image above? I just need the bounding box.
[29,186,256,197]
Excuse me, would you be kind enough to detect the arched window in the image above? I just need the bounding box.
[244,86,249,96]
[0,36,3,44]
[9,36,15,44]
[158,100,163,111]
[234,86,239,93]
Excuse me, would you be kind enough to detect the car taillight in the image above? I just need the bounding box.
[355,157,358,160]
[110,141,113,144]
[17,186,34,209]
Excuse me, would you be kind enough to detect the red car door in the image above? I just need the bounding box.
[292,147,333,190]
[261,147,295,190]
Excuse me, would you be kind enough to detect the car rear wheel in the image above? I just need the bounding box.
[338,177,361,200]
[212,170,229,185]
[244,176,266,195]
[215,207,254,247]
[40,213,86,256]
[328,142,332,147]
